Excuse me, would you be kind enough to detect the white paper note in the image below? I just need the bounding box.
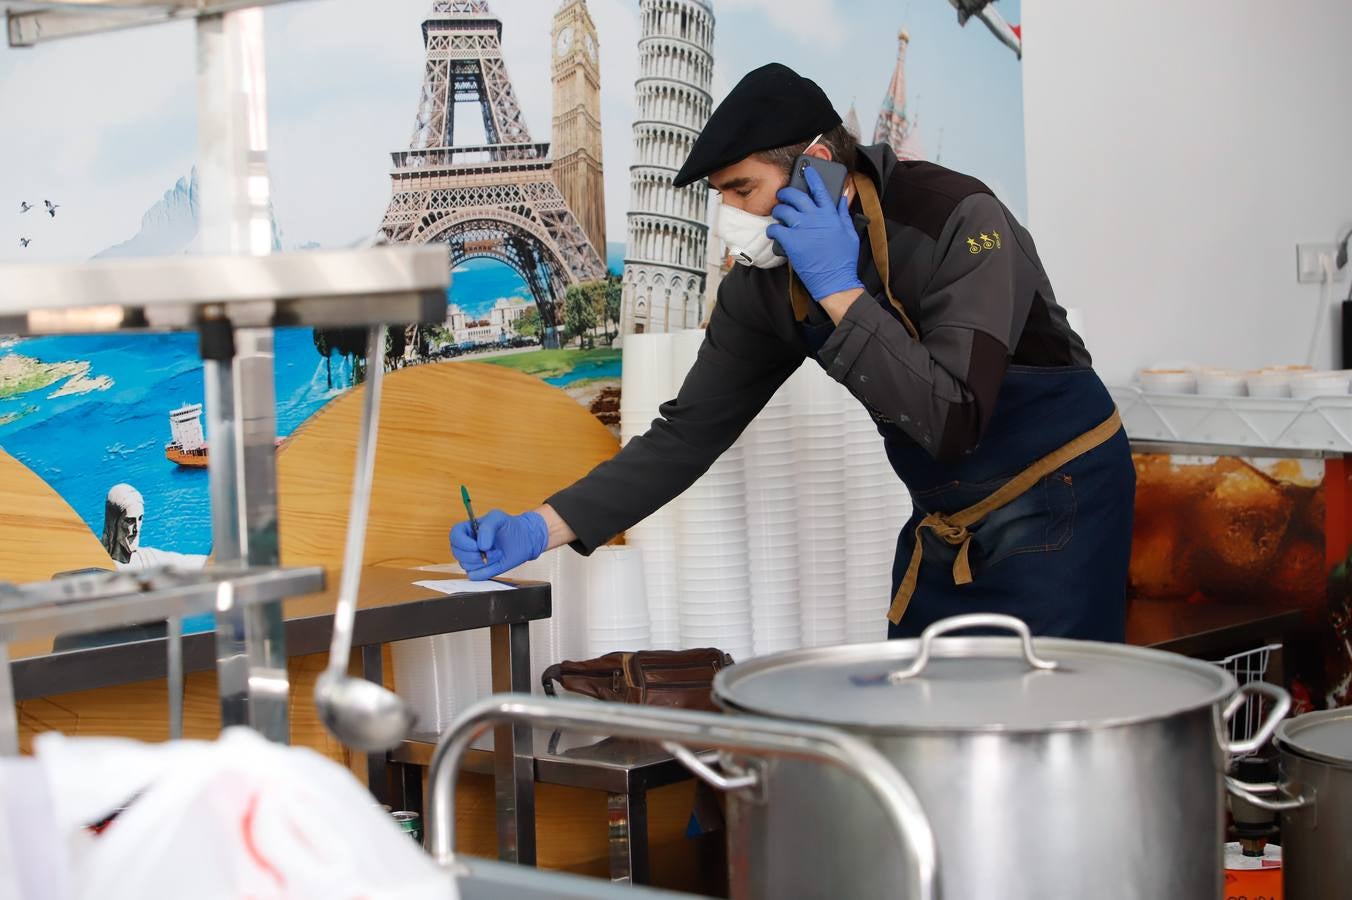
[412,578,518,595]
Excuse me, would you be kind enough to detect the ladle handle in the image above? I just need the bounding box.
[888,613,1059,683]
[325,326,385,674]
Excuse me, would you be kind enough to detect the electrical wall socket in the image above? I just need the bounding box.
[1297,243,1348,284]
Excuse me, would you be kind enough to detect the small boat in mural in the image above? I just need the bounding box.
[164,402,283,468]
[165,403,208,468]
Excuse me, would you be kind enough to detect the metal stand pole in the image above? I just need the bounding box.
[0,645,17,756]
[197,9,289,742]
[166,615,184,740]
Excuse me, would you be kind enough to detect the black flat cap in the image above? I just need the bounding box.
[673,63,842,188]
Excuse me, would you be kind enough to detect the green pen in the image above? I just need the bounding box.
[460,485,489,565]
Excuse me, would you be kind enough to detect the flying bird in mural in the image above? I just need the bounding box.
[44,200,60,218]
[19,201,32,214]
[19,238,31,248]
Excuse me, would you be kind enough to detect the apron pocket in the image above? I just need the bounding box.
[918,472,1078,572]
[975,471,1077,569]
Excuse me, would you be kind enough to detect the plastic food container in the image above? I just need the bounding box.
[1196,369,1247,397]
[1289,371,1351,401]
[1247,370,1293,398]
[1139,368,1197,395]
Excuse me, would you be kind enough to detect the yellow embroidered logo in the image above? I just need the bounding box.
[966,231,1003,254]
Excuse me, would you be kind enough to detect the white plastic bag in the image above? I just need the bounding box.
[18,727,454,900]
[0,756,67,900]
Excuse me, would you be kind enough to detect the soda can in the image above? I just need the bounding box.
[391,810,422,845]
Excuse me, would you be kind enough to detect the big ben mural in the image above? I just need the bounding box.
[551,0,607,258]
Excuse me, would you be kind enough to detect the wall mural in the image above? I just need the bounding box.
[0,0,1027,569]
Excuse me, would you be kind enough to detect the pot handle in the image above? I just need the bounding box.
[660,741,760,795]
[889,613,1059,683]
[425,694,939,900]
[1225,776,1311,811]
[1221,680,1291,757]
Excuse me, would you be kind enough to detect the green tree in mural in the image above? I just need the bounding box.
[516,306,542,339]
[603,274,622,345]
[565,283,598,349]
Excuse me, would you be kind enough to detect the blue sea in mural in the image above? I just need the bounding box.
[0,243,627,558]
[0,329,344,556]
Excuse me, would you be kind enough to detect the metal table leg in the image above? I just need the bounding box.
[203,330,289,744]
[606,789,650,884]
[394,760,424,816]
[489,621,536,864]
[196,10,289,745]
[0,644,17,756]
[166,615,184,740]
[362,643,391,805]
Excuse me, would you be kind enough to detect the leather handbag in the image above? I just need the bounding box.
[541,648,733,712]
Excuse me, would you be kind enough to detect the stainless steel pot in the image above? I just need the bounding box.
[425,694,939,899]
[713,614,1289,900]
[1227,708,1352,899]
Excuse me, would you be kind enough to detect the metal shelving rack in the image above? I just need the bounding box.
[0,0,450,753]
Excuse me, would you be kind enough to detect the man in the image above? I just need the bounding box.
[451,64,1135,641]
[101,483,207,571]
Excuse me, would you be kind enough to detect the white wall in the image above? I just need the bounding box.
[1022,0,1352,383]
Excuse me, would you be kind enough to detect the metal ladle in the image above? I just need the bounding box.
[314,325,415,752]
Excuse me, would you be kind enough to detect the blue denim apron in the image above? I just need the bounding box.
[796,302,1135,643]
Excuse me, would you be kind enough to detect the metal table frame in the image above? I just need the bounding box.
[0,566,326,754]
[9,576,548,864]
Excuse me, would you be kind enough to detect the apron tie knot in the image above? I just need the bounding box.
[888,513,975,626]
[923,512,977,589]
[923,512,970,546]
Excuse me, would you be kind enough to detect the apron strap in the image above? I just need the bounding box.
[888,409,1124,625]
[788,173,920,341]
[852,173,919,340]
[788,266,812,322]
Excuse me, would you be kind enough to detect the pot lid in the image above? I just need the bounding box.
[714,615,1235,733]
[1275,708,1352,768]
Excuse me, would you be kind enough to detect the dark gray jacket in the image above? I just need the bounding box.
[549,143,1088,554]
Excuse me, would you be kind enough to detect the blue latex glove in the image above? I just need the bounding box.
[765,166,864,302]
[449,509,548,581]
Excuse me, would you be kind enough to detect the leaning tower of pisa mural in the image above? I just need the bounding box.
[619,0,715,335]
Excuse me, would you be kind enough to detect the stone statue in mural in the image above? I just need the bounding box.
[101,483,207,571]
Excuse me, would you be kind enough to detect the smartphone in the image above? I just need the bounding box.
[773,155,849,257]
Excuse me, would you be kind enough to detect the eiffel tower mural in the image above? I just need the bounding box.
[380,0,606,349]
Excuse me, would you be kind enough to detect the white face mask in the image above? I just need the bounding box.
[717,203,786,270]
[717,133,825,270]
